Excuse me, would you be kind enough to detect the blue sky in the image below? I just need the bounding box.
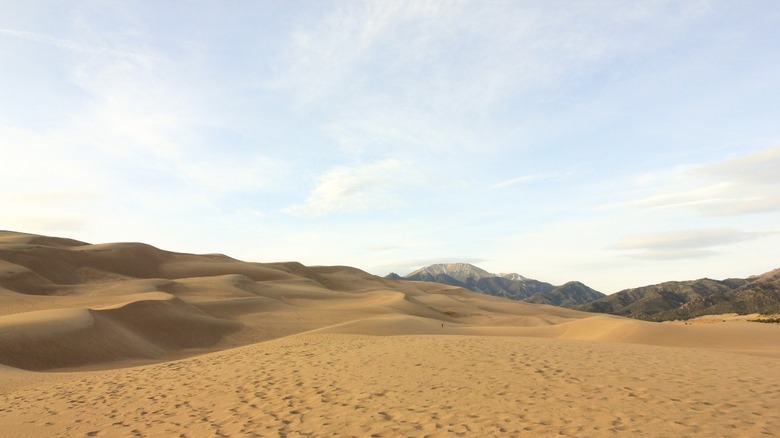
[2,1,779,293]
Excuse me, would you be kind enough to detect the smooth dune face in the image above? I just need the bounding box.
[1,230,779,436]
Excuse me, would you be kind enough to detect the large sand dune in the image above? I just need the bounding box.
[1,230,779,436]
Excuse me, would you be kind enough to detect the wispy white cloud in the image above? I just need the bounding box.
[610,228,774,260]
[489,171,576,190]
[0,27,138,57]
[284,159,420,217]
[612,228,769,250]
[697,145,780,185]
[257,0,731,226]
[271,1,709,103]
[269,1,466,105]
[2,23,198,162]
[1,18,291,238]
[615,145,780,216]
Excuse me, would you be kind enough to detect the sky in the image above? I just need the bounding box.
[2,1,779,293]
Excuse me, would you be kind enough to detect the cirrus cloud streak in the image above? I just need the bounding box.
[611,228,775,260]
[284,159,422,217]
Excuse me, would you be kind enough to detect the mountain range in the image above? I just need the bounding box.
[577,268,780,321]
[391,263,780,321]
[387,263,605,308]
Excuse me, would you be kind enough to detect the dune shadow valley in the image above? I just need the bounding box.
[0,230,778,437]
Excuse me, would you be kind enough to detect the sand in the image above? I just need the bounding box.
[1,230,779,437]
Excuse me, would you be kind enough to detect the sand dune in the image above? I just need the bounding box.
[1,230,779,436]
[0,293,241,370]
